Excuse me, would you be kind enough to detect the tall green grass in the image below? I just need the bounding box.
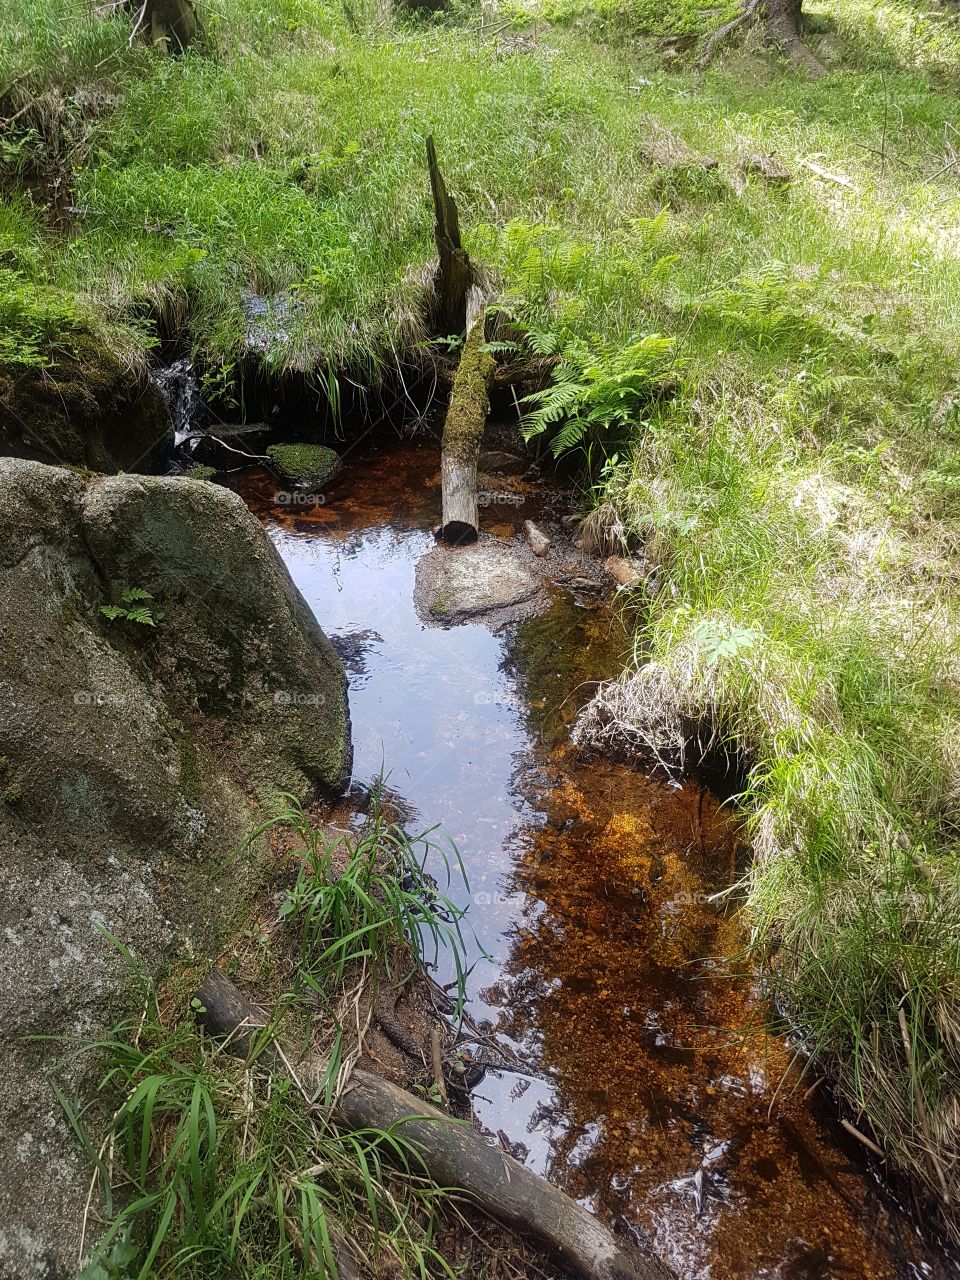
[65,993,458,1280]
[61,787,471,1279]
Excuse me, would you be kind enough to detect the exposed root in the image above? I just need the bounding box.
[697,0,826,78]
[696,0,762,71]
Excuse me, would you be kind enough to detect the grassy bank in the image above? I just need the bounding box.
[65,792,477,1279]
[4,0,960,1234]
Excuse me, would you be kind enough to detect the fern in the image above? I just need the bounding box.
[521,330,677,461]
[99,587,164,628]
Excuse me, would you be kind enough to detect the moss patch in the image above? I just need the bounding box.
[266,443,342,491]
[0,330,172,473]
[444,320,495,466]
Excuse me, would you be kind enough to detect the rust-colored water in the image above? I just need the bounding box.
[231,439,954,1280]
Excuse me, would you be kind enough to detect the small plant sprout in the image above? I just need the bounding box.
[99,588,164,627]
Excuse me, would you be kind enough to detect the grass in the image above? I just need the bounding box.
[5,0,960,1240]
[58,784,472,1279]
[64,991,458,1280]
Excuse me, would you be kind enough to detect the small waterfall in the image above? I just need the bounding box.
[155,358,205,446]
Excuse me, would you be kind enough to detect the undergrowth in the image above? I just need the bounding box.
[59,786,471,1279]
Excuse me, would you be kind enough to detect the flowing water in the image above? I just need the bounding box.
[231,437,954,1280]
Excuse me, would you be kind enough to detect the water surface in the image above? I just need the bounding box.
[232,439,953,1280]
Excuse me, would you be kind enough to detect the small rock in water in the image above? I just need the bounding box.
[267,443,343,491]
[524,519,551,558]
[415,541,547,629]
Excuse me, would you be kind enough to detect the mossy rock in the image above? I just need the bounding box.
[0,332,173,473]
[0,458,352,1275]
[183,464,217,482]
[267,443,343,491]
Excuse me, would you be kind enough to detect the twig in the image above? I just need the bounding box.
[0,101,35,128]
[925,152,960,183]
[841,1118,886,1159]
[199,434,271,463]
[128,0,149,46]
[800,159,855,189]
[430,1024,448,1107]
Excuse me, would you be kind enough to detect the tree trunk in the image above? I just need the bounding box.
[765,0,825,76]
[697,0,823,77]
[134,0,199,53]
[426,135,473,337]
[437,288,494,545]
[195,971,674,1280]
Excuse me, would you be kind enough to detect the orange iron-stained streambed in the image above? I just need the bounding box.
[231,438,954,1280]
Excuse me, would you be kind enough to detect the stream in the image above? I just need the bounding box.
[229,436,953,1280]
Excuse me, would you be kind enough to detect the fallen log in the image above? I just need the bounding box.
[437,287,495,545]
[195,970,673,1280]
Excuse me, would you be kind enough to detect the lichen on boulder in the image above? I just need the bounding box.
[267,442,343,491]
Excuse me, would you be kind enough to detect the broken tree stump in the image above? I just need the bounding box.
[129,0,199,52]
[426,134,473,336]
[638,115,719,176]
[195,970,674,1280]
[437,287,494,545]
[739,151,793,185]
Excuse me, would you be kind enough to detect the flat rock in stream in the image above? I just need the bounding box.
[415,540,550,630]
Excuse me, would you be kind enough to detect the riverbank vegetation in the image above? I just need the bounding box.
[5,0,960,1242]
[64,791,477,1280]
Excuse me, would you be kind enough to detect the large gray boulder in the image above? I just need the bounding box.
[0,460,351,1279]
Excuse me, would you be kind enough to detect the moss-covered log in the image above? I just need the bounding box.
[195,970,674,1280]
[438,289,494,545]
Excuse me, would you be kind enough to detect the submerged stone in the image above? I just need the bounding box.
[267,442,343,490]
